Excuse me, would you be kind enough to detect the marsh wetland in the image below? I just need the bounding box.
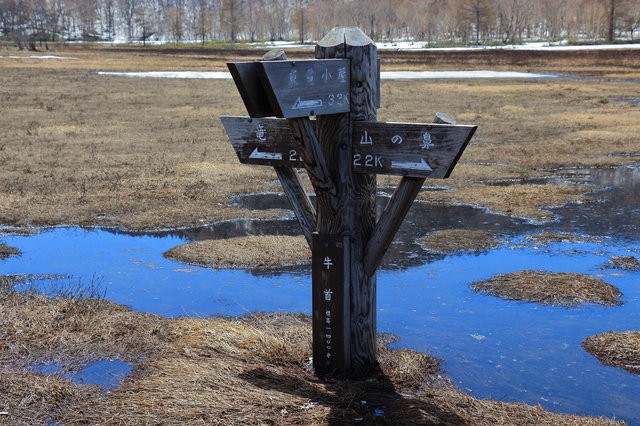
[1,44,640,424]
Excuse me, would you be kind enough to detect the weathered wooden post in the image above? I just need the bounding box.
[221,26,477,375]
[311,27,379,373]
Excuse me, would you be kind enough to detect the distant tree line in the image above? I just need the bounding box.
[1,0,639,49]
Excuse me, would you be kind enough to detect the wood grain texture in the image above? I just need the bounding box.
[351,121,477,178]
[363,113,459,277]
[312,234,350,373]
[274,167,316,249]
[221,115,304,167]
[226,62,275,118]
[286,116,339,220]
[254,59,351,118]
[260,50,318,250]
[315,27,379,373]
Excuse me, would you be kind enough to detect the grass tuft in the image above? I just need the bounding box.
[470,270,623,307]
[417,229,503,253]
[583,331,640,375]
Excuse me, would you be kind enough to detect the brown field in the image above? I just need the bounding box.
[1,43,639,424]
[1,44,640,231]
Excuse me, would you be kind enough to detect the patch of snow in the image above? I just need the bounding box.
[375,41,640,52]
[381,70,563,79]
[2,55,76,60]
[96,71,232,79]
[94,70,563,80]
[255,39,640,52]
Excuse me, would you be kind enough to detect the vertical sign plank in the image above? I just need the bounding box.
[312,234,350,373]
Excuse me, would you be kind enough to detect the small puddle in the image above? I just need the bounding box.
[611,97,640,104]
[2,166,640,423]
[33,360,132,389]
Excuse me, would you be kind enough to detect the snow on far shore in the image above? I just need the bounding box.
[253,40,640,52]
[0,55,76,59]
[95,70,563,79]
[95,37,640,52]
[374,41,640,51]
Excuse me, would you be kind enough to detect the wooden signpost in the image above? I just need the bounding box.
[221,27,477,374]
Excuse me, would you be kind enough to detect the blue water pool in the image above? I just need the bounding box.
[1,166,640,423]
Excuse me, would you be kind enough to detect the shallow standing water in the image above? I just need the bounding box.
[2,166,640,424]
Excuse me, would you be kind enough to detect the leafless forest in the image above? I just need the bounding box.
[1,0,639,48]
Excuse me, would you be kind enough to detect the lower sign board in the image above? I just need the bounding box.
[351,121,477,178]
[312,233,350,373]
[220,115,307,167]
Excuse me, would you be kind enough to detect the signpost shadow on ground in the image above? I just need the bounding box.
[221,26,477,375]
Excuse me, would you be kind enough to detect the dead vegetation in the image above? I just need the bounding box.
[164,235,311,269]
[0,287,627,425]
[526,232,604,245]
[1,47,639,230]
[583,331,640,375]
[601,255,640,271]
[417,229,503,253]
[470,270,623,307]
[1,45,639,425]
[0,243,20,259]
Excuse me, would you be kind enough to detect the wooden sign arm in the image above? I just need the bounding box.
[260,50,317,248]
[274,166,316,248]
[260,49,338,222]
[285,116,339,220]
[363,113,457,277]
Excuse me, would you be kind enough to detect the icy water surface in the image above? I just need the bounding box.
[2,166,640,423]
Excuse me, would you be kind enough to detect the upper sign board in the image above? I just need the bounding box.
[254,59,351,118]
[351,121,477,178]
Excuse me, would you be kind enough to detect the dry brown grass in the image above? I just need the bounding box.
[0,288,165,371]
[526,232,604,245]
[0,243,20,259]
[417,229,503,253]
[164,235,311,269]
[1,45,638,425]
[601,255,640,271]
[0,289,627,425]
[1,46,639,230]
[583,331,640,375]
[471,270,623,307]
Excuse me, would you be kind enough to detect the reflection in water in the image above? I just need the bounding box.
[2,166,640,423]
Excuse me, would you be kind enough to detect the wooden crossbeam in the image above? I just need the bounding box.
[363,113,458,277]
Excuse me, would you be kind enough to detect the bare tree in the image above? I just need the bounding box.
[457,0,495,44]
[263,0,286,40]
[219,0,243,41]
[291,0,307,42]
[192,0,215,43]
[119,0,138,40]
[618,0,640,38]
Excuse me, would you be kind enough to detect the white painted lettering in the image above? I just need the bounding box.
[360,131,373,145]
[289,150,302,162]
[338,67,347,83]
[324,288,333,301]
